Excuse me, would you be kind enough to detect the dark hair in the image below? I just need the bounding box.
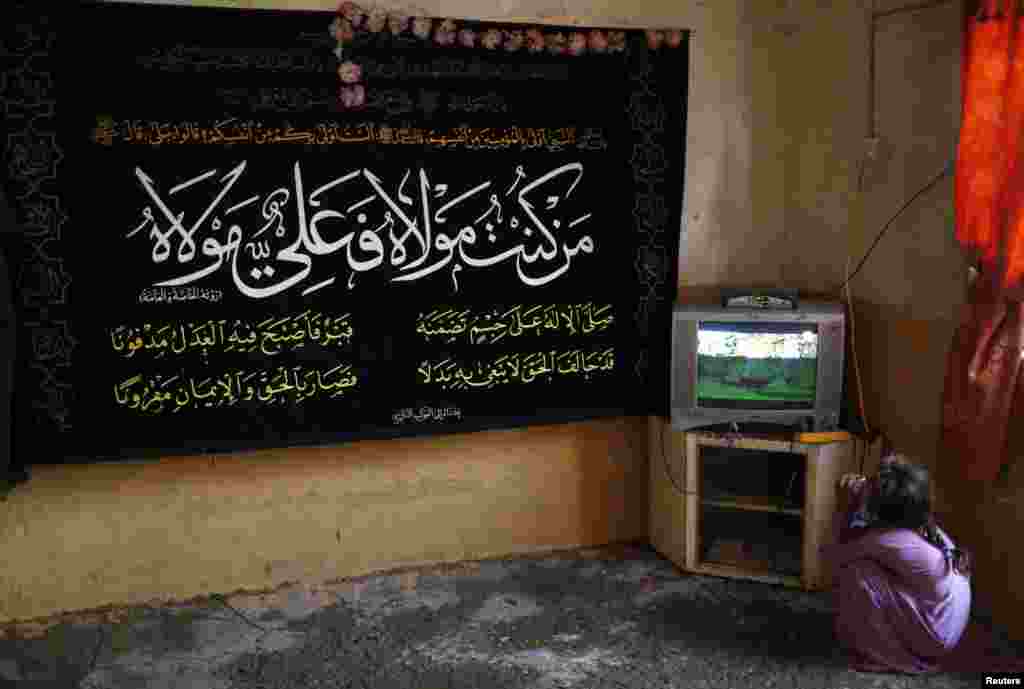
[867,454,972,576]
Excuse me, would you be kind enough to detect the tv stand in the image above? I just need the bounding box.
[696,421,804,436]
[650,426,857,590]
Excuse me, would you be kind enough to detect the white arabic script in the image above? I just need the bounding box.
[126,161,597,299]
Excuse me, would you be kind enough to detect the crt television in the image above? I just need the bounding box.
[670,299,845,432]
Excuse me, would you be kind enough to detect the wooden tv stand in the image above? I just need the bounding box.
[649,427,858,591]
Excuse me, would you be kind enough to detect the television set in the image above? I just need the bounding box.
[670,297,845,432]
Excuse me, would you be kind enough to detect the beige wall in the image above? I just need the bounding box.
[1,419,646,621]
[853,0,965,469]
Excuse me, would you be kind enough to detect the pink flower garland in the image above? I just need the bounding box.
[330,2,685,109]
[337,60,362,84]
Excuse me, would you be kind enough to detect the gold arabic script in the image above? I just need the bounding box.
[416,302,613,345]
[110,311,354,359]
[417,347,615,392]
[114,363,357,415]
[95,119,583,150]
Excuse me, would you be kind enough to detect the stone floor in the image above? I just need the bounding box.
[0,544,1021,688]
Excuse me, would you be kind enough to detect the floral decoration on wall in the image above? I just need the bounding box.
[329,1,685,109]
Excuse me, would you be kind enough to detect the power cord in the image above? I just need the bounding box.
[781,471,799,512]
[835,162,953,295]
[854,429,890,477]
[845,251,871,438]
[838,160,949,468]
[660,419,697,497]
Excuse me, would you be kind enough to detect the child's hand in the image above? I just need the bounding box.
[837,473,867,514]
[839,473,867,492]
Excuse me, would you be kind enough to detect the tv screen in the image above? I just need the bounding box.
[696,322,818,410]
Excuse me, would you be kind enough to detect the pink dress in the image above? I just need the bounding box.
[821,486,972,674]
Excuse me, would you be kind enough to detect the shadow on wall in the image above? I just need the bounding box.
[845,296,959,464]
[685,140,757,287]
[566,418,648,543]
[707,129,760,286]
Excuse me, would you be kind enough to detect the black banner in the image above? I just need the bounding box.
[0,2,687,462]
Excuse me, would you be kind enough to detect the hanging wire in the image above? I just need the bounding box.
[661,420,691,496]
[835,162,954,296]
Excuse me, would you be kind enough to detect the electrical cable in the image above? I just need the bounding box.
[839,158,951,467]
[845,250,869,435]
[660,419,693,497]
[846,248,874,471]
[835,162,953,295]
[780,471,799,513]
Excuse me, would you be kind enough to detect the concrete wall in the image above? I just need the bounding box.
[763,0,964,483]
[853,0,965,470]
[1,419,645,621]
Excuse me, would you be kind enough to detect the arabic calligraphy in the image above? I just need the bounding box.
[392,406,462,424]
[418,347,615,392]
[136,44,326,73]
[110,311,354,359]
[355,55,571,82]
[126,159,596,298]
[98,119,579,149]
[215,87,335,113]
[114,363,358,415]
[138,287,224,304]
[375,126,576,150]
[448,93,508,113]
[213,88,508,116]
[416,303,614,345]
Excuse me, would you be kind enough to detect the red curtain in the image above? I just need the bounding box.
[942,0,1024,485]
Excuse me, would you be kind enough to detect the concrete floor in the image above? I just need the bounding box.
[0,544,1020,688]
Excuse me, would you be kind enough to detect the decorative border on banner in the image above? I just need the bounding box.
[329,1,686,109]
[625,51,672,386]
[2,4,76,433]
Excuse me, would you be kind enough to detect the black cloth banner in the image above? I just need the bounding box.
[0,1,687,462]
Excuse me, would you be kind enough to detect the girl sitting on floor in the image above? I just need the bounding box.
[823,454,972,674]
